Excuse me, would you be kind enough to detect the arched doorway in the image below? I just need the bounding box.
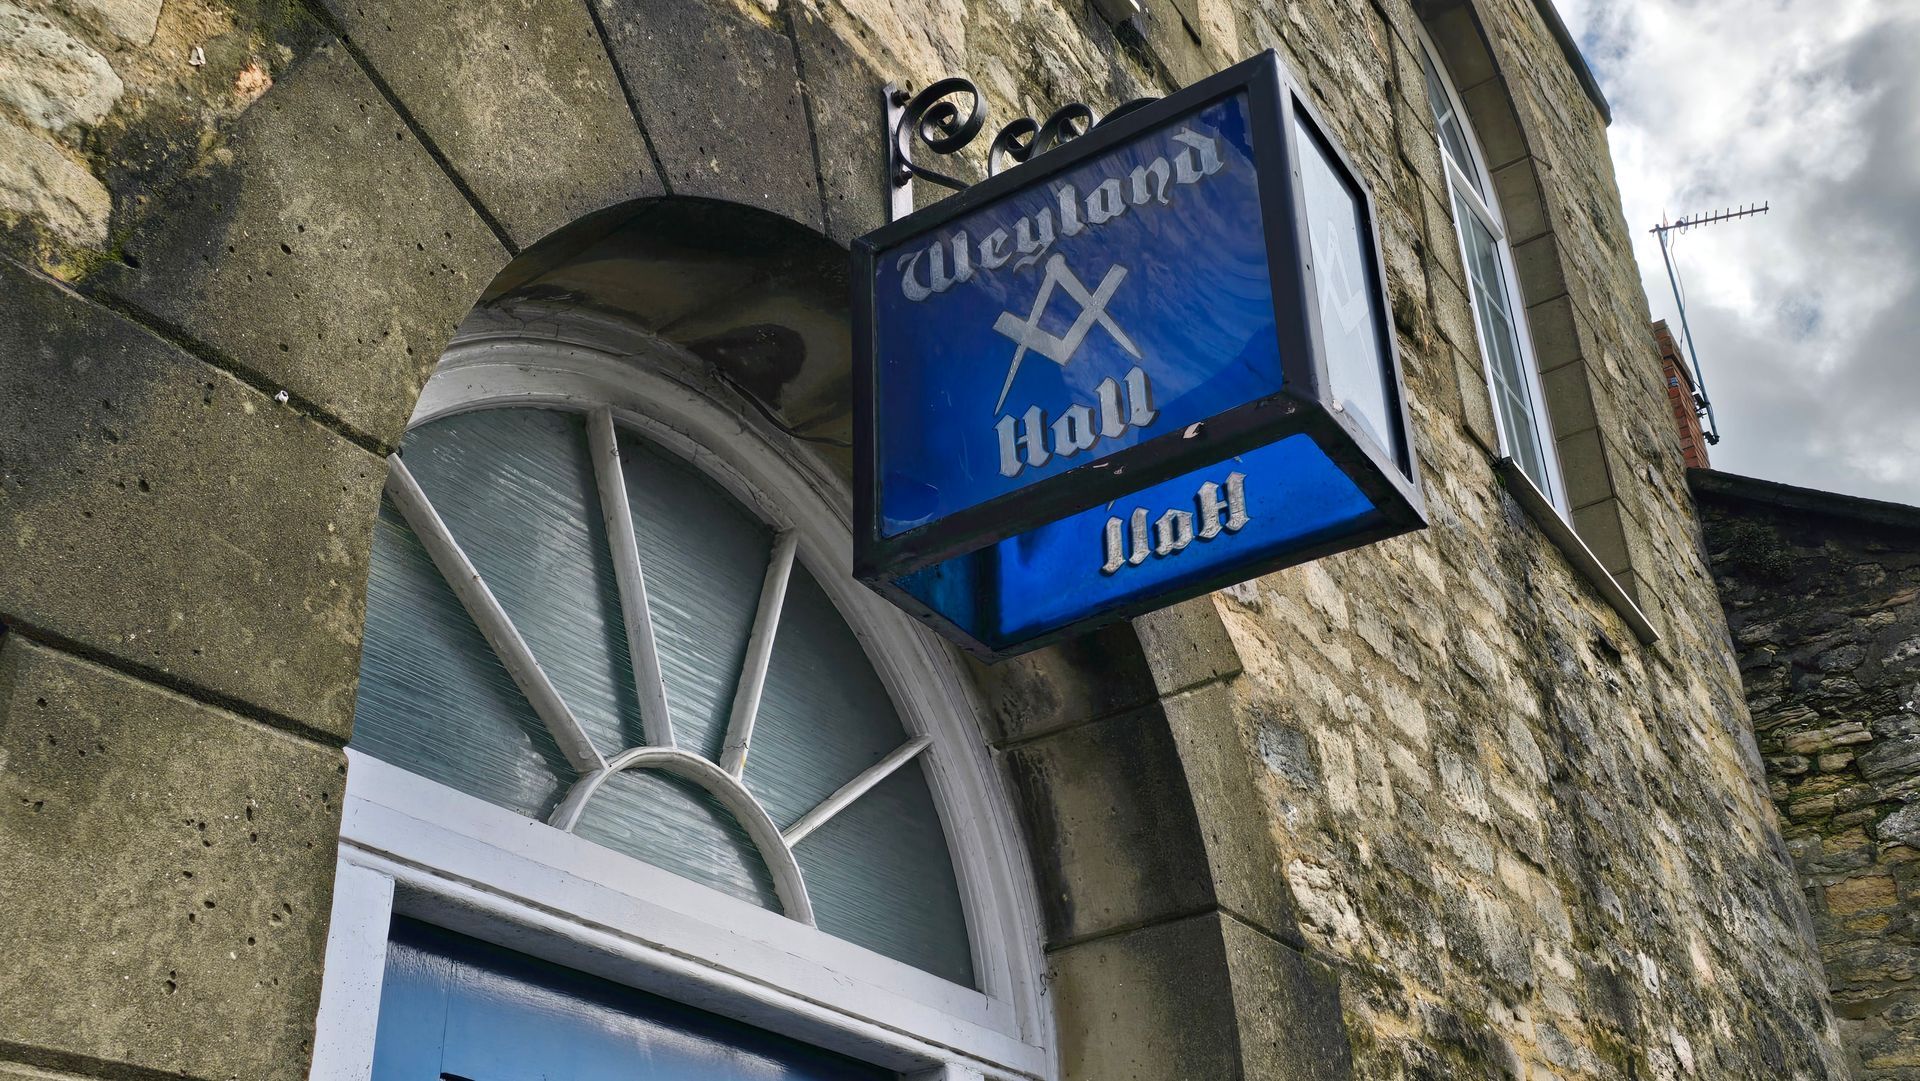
[310,198,1054,1080]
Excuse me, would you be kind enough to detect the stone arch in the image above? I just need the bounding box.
[1414,0,1665,619]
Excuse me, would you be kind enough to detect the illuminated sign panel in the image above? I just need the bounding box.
[853,53,1425,660]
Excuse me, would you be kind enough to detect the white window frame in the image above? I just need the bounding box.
[309,303,1055,1081]
[1415,24,1568,516]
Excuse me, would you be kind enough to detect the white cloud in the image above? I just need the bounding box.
[1557,0,1920,503]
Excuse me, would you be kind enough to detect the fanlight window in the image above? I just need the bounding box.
[350,404,976,987]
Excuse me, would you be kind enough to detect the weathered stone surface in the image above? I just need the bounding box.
[0,116,109,245]
[1,260,383,739]
[0,636,342,1081]
[86,42,507,446]
[788,0,886,243]
[56,0,161,43]
[590,0,822,230]
[1049,912,1248,1081]
[0,1063,94,1081]
[320,0,662,248]
[1698,469,1920,1079]
[1161,678,1303,945]
[0,2,123,134]
[1133,595,1245,694]
[1003,700,1215,943]
[976,619,1160,745]
[1221,915,1355,1080]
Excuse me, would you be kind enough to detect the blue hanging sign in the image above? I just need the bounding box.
[852,52,1426,660]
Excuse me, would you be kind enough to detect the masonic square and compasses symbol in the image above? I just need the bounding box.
[991,253,1142,413]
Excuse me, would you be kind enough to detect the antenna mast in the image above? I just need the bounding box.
[1649,202,1769,445]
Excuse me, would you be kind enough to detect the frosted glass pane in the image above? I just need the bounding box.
[745,564,910,829]
[351,500,573,819]
[573,770,779,912]
[402,409,641,754]
[1296,115,1395,461]
[619,433,770,760]
[794,760,975,987]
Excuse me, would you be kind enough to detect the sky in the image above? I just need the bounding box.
[1553,0,1920,505]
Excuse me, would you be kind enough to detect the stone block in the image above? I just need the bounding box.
[1571,500,1632,578]
[1541,359,1598,437]
[63,0,162,44]
[0,1064,92,1081]
[1427,249,1480,362]
[87,43,507,447]
[1220,915,1356,1080]
[320,0,662,249]
[1133,0,1218,89]
[1525,293,1585,373]
[1510,230,1568,306]
[975,620,1160,745]
[590,0,823,230]
[1556,426,1614,512]
[1161,680,1303,946]
[1049,912,1242,1081]
[1003,701,1215,944]
[788,0,886,244]
[0,637,343,1081]
[1454,342,1500,454]
[0,261,383,740]
[1424,2,1495,89]
[0,3,122,135]
[1826,873,1898,915]
[1457,78,1528,174]
[0,114,110,248]
[1133,595,1245,694]
[1415,154,1466,294]
[1490,159,1548,245]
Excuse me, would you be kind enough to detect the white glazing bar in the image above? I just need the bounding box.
[587,407,676,749]
[719,530,798,777]
[385,454,605,774]
[548,746,816,925]
[783,736,933,846]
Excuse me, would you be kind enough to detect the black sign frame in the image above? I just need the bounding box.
[851,51,1426,657]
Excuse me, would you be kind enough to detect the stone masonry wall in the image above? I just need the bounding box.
[0,0,1849,1078]
[1697,469,1920,1080]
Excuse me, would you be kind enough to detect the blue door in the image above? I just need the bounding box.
[370,919,897,1081]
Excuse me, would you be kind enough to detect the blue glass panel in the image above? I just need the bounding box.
[351,499,573,819]
[400,408,642,754]
[572,769,780,912]
[793,759,976,987]
[746,563,909,829]
[1295,117,1397,465]
[872,91,1281,537]
[898,433,1381,647]
[373,918,893,1081]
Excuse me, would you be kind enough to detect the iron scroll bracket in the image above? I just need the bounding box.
[883,79,1158,222]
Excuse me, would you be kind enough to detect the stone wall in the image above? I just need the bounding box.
[1697,468,1920,1079]
[0,0,1851,1078]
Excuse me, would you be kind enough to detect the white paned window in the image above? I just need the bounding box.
[1418,30,1566,511]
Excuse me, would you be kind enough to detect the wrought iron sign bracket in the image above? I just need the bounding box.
[883,79,1156,222]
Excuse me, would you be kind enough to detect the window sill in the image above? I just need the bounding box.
[1493,457,1659,646]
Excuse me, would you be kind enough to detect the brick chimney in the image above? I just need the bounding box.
[1653,320,1710,469]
